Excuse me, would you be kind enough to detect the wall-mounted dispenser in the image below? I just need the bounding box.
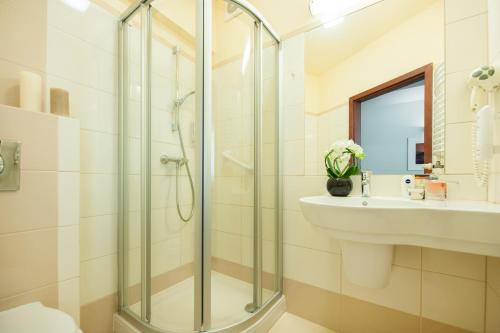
[468,65,500,185]
[0,140,21,191]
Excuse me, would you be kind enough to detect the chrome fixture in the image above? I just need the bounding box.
[168,45,195,223]
[361,170,372,197]
[160,154,187,166]
[0,140,21,191]
[0,154,4,175]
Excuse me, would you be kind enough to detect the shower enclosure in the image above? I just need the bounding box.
[118,0,282,332]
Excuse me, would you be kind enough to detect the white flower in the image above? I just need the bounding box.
[347,143,364,158]
[328,140,352,159]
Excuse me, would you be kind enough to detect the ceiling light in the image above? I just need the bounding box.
[61,0,90,12]
[309,0,383,26]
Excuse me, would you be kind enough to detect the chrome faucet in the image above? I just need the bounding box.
[361,171,372,197]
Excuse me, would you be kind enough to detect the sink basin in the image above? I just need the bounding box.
[300,195,500,288]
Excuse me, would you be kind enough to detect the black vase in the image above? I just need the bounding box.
[327,177,353,197]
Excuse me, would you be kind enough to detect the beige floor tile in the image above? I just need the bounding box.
[269,313,336,333]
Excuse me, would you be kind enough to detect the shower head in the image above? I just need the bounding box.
[175,90,195,107]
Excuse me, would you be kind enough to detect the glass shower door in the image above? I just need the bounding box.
[209,0,256,329]
[119,5,146,320]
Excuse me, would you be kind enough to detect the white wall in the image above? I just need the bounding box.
[306,1,447,177]
[280,1,498,332]
[316,1,444,114]
[0,0,47,110]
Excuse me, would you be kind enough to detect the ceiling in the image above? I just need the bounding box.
[304,0,441,75]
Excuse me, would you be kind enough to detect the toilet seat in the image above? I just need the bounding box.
[0,302,81,333]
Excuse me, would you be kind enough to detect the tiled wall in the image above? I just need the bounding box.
[0,105,80,323]
[124,22,196,294]
[280,1,500,332]
[211,57,256,270]
[0,0,47,110]
[43,2,120,331]
[211,44,279,284]
[44,2,198,331]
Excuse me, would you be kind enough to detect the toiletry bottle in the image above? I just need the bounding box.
[425,173,447,201]
[401,175,415,199]
[410,175,428,200]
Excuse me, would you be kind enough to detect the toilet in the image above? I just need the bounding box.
[0,302,82,333]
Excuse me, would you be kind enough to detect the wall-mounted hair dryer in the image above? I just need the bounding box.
[468,65,500,185]
[469,65,500,111]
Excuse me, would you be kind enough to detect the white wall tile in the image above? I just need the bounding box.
[58,172,80,226]
[445,122,474,174]
[80,254,117,305]
[284,244,341,293]
[283,35,305,108]
[212,231,242,264]
[47,75,117,134]
[58,225,80,281]
[58,277,80,324]
[284,210,339,254]
[284,140,305,175]
[57,116,80,172]
[151,237,181,276]
[342,266,421,316]
[489,0,500,61]
[442,174,488,201]
[445,70,484,124]
[283,176,326,212]
[284,104,305,142]
[486,285,500,333]
[445,0,487,23]
[47,0,117,55]
[422,271,485,332]
[47,26,117,94]
[445,14,488,74]
[487,256,500,294]
[80,214,117,261]
[393,246,421,270]
[80,130,118,174]
[80,174,117,217]
[422,248,486,280]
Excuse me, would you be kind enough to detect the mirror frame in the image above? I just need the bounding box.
[348,63,434,171]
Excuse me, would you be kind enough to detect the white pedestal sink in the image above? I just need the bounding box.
[300,195,500,288]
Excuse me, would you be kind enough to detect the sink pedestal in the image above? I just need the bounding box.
[341,240,393,288]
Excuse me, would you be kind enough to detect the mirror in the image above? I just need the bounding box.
[305,0,445,175]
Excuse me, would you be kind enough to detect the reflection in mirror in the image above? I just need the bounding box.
[304,0,445,175]
[349,65,433,175]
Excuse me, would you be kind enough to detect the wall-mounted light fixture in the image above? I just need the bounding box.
[309,0,383,28]
[61,0,90,12]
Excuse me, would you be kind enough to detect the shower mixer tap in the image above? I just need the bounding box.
[160,154,187,166]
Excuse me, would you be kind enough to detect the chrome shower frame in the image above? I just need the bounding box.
[117,0,283,332]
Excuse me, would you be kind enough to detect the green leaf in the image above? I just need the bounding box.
[326,168,336,178]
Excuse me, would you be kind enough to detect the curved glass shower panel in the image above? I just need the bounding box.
[121,7,144,318]
[147,2,198,331]
[209,0,256,329]
[261,27,279,305]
